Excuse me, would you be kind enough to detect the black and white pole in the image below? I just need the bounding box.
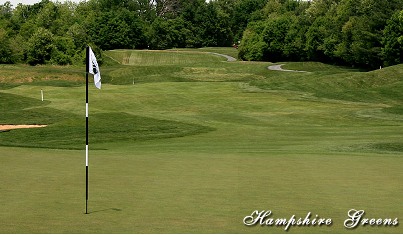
[84,45,101,214]
[85,46,89,214]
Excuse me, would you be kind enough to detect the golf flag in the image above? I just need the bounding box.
[88,47,101,89]
[85,46,102,214]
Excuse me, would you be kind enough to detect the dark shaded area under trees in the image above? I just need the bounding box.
[0,0,403,69]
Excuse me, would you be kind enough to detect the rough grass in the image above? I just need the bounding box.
[0,48,402,233]
[102,49,266,85]
[251,62,403,108]
[105,49,224,66]
[0,64,83,84]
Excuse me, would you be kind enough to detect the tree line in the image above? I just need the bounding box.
[0,0,403,69]
[238,0,403,69]
[0,0,249,65]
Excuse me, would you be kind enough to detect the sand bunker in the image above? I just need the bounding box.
[0,125,47,131]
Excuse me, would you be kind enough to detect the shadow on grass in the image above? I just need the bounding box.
[86,208,122,214]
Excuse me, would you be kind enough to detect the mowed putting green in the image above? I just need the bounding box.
[0,49,402,233]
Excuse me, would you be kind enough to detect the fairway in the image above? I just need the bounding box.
[0,49,402,233]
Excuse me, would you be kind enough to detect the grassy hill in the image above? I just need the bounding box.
[0,48,402,233]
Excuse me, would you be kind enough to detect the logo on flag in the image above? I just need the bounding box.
[88,47,101,89]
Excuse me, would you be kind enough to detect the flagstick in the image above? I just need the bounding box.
[41,89,44,101]
[85,46,89,214]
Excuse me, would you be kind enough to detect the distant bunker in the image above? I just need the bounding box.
[0,125,47,132]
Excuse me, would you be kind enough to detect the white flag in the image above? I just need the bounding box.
[88,47,101,89]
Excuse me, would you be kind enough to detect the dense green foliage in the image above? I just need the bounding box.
[239,0,403,69]
[0,0,238,65]
[1,0,403,69]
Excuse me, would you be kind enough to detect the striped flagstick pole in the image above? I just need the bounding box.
[85,46,89,214]
[84,45,101,214]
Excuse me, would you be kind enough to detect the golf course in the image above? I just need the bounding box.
[0,47,402,233]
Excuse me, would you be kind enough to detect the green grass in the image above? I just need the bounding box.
[106,49,225,66]
[0,48,402,233]
[102,49,235,84]
[0,64,83,85]
[0,88,213,149]
[191,47,239,59]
